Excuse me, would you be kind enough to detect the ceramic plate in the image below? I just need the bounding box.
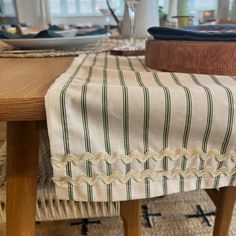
[2,34,107,49]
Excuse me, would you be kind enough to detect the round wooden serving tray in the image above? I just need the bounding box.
[145,39,236,76]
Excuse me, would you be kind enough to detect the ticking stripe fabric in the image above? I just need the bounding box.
[45,53,236,202]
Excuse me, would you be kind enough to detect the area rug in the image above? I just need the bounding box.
[1,190,235,236]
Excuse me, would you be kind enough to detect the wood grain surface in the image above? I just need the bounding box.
[120,200,142,236]
[213,187,236,236]
[0,57,73,121]
[6,121,39,236]
[145,39,236,76]
[205,189,219,207]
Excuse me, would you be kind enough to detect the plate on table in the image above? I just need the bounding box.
[1,34,107,50]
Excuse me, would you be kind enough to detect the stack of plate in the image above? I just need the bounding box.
[1,29,108,50]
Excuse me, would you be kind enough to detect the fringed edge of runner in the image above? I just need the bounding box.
[0,186,120,222]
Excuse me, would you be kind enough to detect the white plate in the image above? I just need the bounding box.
[2,34,107,49]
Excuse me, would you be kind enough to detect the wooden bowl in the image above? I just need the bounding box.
[145,39,236,75]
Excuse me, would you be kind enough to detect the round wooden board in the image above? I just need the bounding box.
[145,39,236,76]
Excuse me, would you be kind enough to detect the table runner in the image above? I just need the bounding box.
[45,53,236,202]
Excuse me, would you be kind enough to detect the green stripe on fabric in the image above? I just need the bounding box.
[116,56,132,200]
[103,52,113,201]
[210,76,234,155]
[231,76,236,82]
[60,54,88,200]
[134,71,151,198]
[125,57,151,198]
[81,54,98,202]
[152,73,171,195]
[190,74,213,190]
[170,73,192,193]
[209,75,234,189]
[115,56,121,71]
[127,57,135,71]
[229,168,236,186]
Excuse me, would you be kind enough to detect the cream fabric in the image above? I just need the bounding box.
[217,0,230,20]
[230,0,236,20]
[16,0,51,26]
[46,53,236,202]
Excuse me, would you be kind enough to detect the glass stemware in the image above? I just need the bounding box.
[124,0,141,50]
[99,8,112,34]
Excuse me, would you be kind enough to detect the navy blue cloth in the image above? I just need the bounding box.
[34,30,63,38]
[183,24,236,31]
[0,30,20,39]
[48,25,63,31]
[0,29,63,39]
[148,25,236,42]
[76,28,108,36]
[0,28,107,39]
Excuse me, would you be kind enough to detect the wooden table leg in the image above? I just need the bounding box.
[6,121,39,236]
[120,200,142,236]
[213,186,236,236]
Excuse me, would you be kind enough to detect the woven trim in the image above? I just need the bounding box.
[0,128,120,222]
[53,166,236,186]
[51,148,236,167]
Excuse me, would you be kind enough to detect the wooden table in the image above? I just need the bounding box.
[0,57,235,236]
[0,57,73,236]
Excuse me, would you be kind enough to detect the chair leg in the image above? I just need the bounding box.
[213,186,236,236]
[120,200,142,236]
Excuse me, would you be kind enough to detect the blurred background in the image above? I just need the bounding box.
[0,0,236,34]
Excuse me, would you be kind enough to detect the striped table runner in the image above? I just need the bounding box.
[45,53,236,202]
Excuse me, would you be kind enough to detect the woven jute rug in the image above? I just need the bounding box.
[0,190,235,236]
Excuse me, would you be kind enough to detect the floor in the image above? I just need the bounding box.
[0,190,235,236]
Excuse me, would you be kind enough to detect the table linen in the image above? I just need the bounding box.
[148,25,236,41]
[46,53,236,202]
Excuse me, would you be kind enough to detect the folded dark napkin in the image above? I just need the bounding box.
[48,25,64,31]
[76,28,108,36]
[0,29,63,39]
[34,29,63,38]
[148,25,236,42]
[0,30,20,39]
[182,24,236,31]
[0,27,107,40]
